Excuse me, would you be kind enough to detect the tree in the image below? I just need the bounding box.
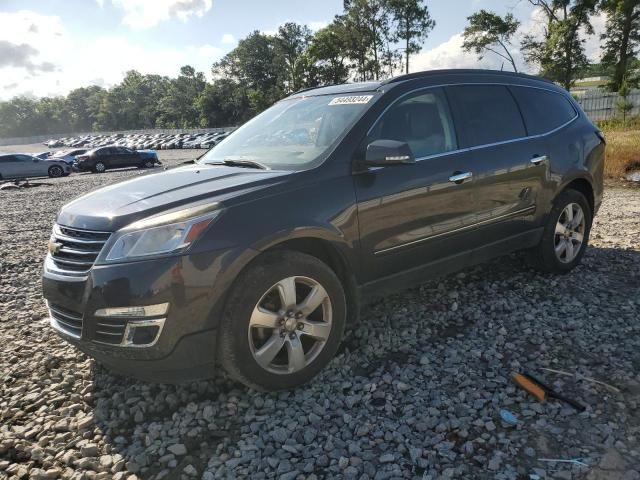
[275,23,315,93]
[214,31,286,114]
[616,78,634,123]
[308,22,352,85]
[387,0,435,74]
[156,66,206,128]
[599,0,640,91]
[462,10,520,72]
[521,0,598,90]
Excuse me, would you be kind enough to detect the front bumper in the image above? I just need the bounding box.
[42,250,234,382]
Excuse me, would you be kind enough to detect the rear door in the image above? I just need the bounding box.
[445,84,547,247]
[354,87,478,282]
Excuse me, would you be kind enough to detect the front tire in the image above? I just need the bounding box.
[218,250,346,391]
[142,159,155,168]
[48,165,63,178]
[529,189,592,274]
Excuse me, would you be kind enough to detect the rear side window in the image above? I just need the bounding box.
[510,86,577,135]
[369,87,457,158]
[446,85,526,148]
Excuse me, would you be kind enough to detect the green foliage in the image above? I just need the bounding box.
[387,0,435,74]
[599,0,640,91]
[521,0,598,90]
[616,78,634,123]
[462,10,520,72]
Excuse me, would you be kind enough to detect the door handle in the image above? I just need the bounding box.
[530,155,547,165]
[448,171,473,184]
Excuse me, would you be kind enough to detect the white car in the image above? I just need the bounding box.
[0,154,71,179]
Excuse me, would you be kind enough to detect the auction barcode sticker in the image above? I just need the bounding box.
[329,95,374,105]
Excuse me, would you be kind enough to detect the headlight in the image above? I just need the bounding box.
[102,205,221,262]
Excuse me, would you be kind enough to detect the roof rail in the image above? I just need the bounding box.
[380,69,554,86]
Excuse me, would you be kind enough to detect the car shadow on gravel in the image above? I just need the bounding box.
[84,246,640,479]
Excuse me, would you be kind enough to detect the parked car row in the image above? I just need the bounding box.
[44,130,232,150]
[0,145,160,179]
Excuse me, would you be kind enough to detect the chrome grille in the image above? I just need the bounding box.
[94,318,127,345]
[48,225,111,276]
[48,303,83,338]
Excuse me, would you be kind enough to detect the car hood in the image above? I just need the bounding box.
[57,164,291,231]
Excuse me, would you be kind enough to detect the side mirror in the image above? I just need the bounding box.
[365,139,415,166]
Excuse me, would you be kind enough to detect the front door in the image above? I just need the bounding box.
[353,87,479,283]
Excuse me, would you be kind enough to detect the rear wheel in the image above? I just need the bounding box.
[218,250,346,391]
[48,165,63,178]
[93,161,106,173]
[528,189,592,273]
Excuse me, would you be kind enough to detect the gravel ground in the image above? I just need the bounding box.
[1,147,639,480]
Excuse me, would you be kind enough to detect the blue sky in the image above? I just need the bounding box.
[0,0,605,99]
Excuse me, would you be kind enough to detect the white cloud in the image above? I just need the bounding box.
[220,33,235,45]
[0,9,223,99]
[410,33,525,73]
[106,0,213,29]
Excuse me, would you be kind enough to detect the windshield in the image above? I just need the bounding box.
[198,93,377,170]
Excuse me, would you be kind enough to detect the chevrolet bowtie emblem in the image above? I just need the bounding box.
[48,240,62,255]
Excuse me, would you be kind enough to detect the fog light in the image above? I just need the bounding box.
[123,319,165,347]
[94,303,169,318]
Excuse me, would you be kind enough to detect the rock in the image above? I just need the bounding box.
[167,444,187,456]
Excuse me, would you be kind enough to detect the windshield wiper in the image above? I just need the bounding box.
[220,158,268,170]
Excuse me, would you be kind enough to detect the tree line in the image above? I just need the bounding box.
[462,0,639,91]
[1,0,638,138]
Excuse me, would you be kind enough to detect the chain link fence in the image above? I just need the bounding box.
[574,89,640,121]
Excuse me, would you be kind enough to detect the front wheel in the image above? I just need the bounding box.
[218,250,346,391]
[528,189,592,274]
[48,165,63,178]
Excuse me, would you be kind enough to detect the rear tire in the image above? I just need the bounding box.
[93,162,106,173]
[528,189,592,274]
[48,165,63,178]
[218,250,346,391]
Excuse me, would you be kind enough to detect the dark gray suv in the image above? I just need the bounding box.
[43,69,604,390]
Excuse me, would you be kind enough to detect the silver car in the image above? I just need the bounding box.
[0,154,71,179]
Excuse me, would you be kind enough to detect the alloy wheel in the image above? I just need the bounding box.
[554,202,586,263]
[95,162,106,173]
[248,276,332,375]
[49,166,63,177]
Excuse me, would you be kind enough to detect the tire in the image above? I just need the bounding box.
[48,165,63,178]
[528,188,592,274]
[93,162,106,173]
[218,250,346,391]
[142,159,155,168]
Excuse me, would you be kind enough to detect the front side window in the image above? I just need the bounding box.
[198,93,377,170]
[446,85,526,148]
[510,86,577,135]
[369,87,457,158]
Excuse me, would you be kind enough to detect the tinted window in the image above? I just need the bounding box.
[0,155,15,163]
[369,87,457,158]
[446,85,526,148]
[510,86,577,135]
